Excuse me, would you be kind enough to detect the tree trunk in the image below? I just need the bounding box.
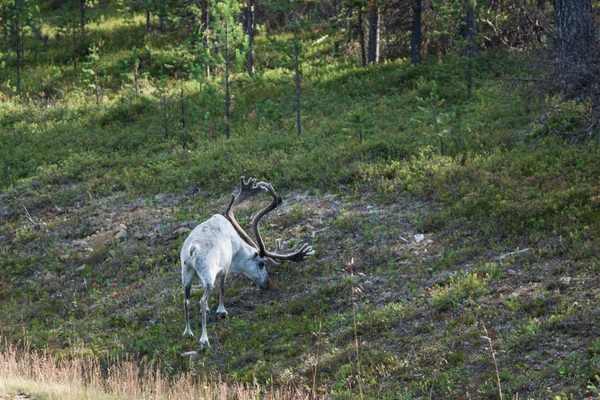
[180,85,185,128]
[80,0,85,40]
[3,7,10,54]
[146,7,151,34]
[294,10,301,136]
[10,2,21,92]
[162,92,168,138]
[357,10,366,67]
[246,0,254,76]
[411,0,421,65]
[159,0,166,33]
[464,0,476,98]
[367,2,379,64]
[225,19,231,139]
[555,0,595,85]
[72,6,77,78]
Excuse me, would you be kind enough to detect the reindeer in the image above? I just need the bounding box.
[181,177,314,349]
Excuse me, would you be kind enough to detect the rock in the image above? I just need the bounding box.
[75,265,86,273]
[559,276,572,286]
[181,351,199,363]
[73,239,91,250]
[546,276,572,291]
[507,269,517,276]
[114,224,128,240]
[372,276,389,285]
[44,270,58,282]
[185,221,200,230]
[173,227,191,236]
[441,271,455,280]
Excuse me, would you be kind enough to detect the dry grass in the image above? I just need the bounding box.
[0,341,309,400]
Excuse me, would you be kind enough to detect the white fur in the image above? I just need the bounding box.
[181,215,269,349]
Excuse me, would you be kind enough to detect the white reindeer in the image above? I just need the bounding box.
[181,177,314,349]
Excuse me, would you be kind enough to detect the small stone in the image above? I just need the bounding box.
[115,224,128,240]
[185,221,200,230]
[507,269,517,276]
[44,271,58,282]
[75,265,86,273]
[441,271,454,280]
[133,231,145,240]
[558,276,571,286]
[73,240,90,249]
[173,227,191,236]
[372,276,389,285]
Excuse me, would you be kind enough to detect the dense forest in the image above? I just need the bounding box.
[1,0,600,399]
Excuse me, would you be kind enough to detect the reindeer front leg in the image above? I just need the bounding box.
[182,264,195,337]
[200,281,213,349]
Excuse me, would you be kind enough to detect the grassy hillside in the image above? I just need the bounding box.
[2,7,600,400]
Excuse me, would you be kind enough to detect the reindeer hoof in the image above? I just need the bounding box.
[200,339,210,350]
[183,328,194,337]
[215,310,228,319]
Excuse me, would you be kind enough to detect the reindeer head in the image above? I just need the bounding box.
[225,177,314,288]
[238,250,271,290]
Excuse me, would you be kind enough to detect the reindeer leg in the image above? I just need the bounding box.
[182,284,194,337]
[199,281,213,349]
[182,264,195,337]
[216,273,228,318]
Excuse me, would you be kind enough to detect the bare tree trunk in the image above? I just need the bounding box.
[367,2,379,64]
[294,10,301,136]
[10,2,21,92]
[80,0,85,40]
[225,19,231,139]
[162,92,169,138]
[464,0,476,98]
[180,84,185,128]
[72,5,78,79]
[246,0,254,76]
[201,0,209,77]
[159,0,166,33]
[146,7,151,34]
[357,10,366,67]
[555,0,595,87]
[411,0,421,65]
[201,0,208,45]
[134,64,139,98]
[2,7,8,54]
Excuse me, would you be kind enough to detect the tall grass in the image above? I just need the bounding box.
[0,341,309,399]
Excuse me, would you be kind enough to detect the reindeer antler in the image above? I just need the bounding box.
[225,177,266,248]
[250,182,314,262]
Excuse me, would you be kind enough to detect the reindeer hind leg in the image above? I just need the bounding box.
[182,264,195,337]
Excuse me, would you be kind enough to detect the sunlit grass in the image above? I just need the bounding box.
[0,340,309,400]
